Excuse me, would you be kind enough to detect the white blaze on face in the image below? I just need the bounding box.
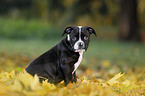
[74,26,85,52]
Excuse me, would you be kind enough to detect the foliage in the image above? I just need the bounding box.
[0,17,120,40]
[0,17,62,39]
[0,68,144,96]
[1,0,145,27]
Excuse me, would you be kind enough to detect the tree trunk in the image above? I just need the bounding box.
[119,0,140,41]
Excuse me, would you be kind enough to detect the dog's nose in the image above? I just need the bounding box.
[78,42,84,48]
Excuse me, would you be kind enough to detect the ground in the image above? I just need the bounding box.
[0,39,144,96]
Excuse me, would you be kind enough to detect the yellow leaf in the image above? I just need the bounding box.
[106,72,124,86]
[30,74,42,90]
[81,76,88,80]
[42,79,56,91]
[141,84,145,87]
[11,80,23,92]
[18,71,34,90]
[0,71,15,85]
[122,80,130,86]
[82,80,89,85]
[120,80,139,93]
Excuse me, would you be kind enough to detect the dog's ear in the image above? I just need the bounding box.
[62,26,74,36]
[86,27,97,37]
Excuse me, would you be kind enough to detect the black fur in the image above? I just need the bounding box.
[26,37,79,86]
[25,26,96,86]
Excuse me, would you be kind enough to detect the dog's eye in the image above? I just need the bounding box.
[84,36,88,40]
[72,37,77,40]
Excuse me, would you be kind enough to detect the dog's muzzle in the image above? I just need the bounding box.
[74,41,85,52]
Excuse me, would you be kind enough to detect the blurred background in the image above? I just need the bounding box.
[0,0,145,73]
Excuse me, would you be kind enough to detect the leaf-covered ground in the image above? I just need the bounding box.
[0,40,145,96]
[0,54,144,96]
[0,68,144,96]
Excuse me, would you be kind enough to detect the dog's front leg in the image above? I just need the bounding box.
[60,63,72,86]
[71,71,77,83]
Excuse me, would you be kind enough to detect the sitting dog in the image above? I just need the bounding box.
[25,26,96,86]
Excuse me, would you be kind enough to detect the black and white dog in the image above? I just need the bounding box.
[25,26,96,86]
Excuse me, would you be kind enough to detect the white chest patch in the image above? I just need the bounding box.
[72,50,84,74]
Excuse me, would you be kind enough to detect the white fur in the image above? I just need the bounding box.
[72,50,84,74]
[67,34,70,41]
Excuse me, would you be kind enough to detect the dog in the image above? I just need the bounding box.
[25,26,96,86]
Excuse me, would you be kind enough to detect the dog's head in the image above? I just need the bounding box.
[62,26,97,52]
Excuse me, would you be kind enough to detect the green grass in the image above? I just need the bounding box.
[0,39,145,71]
[0,39,59,56]
[86,40,145,68]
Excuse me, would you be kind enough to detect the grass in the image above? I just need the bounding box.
[0,39,145,71]
[0,39,59,56]
[85,40,145,71]
[0,17,144,71]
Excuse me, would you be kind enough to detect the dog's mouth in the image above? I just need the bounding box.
[74,49,85,52]
[73,42,86,52]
